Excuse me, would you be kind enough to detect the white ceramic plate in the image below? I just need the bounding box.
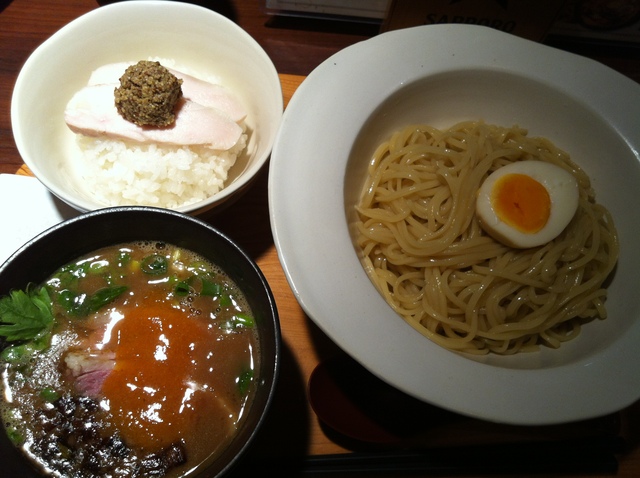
[269,24,640,425]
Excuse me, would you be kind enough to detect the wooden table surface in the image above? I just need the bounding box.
[2,1,640,477]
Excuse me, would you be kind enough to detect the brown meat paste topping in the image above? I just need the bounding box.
[114,60,183,127]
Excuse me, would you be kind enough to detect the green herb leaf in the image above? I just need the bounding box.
[0,288,54,342]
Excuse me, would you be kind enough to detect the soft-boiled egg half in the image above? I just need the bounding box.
[476,160,579,248]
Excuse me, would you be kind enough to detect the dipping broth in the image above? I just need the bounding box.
[0,241,260,477]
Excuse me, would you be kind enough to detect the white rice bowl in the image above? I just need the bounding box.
[11,1,283,215]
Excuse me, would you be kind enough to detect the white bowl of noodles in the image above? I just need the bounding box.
[269,24,640,424]
[12,1,283,215]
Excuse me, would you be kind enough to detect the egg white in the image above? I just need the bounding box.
[476,160,579,248]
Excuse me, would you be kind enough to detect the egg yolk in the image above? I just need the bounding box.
[101,301,211,451]
[491,173,551,234]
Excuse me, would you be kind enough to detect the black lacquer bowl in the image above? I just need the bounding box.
[0,206,281,477]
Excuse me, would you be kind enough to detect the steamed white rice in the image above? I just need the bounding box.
[75,130,247,209]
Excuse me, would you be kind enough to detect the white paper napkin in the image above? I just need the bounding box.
[0,174,80,265]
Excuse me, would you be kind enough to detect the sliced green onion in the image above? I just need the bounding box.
[59,286,127,317]
[0,334,50,363]
[85,286,127,313]
[6,427,23,446]
[88,260,109,274]
[117,250,132,267]
[233,313,255,328]
[236,369,254,396]
[141,254,169,275]
[174,280,192,296]
[188,261,213,275]
[201,278,222,297]
[40,387,61,402]
[57,289,80,313]
[219,293,232,307]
